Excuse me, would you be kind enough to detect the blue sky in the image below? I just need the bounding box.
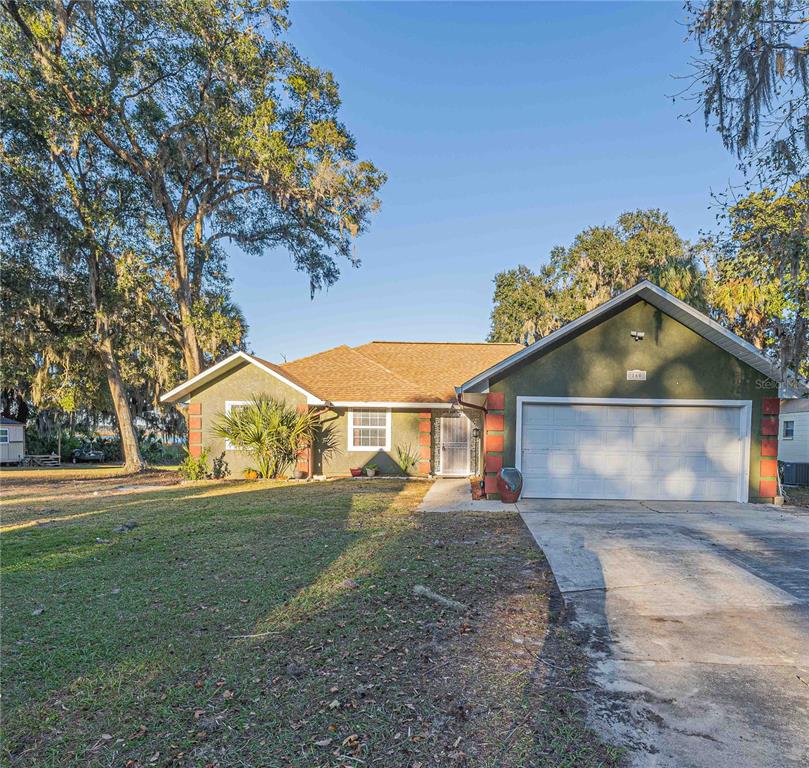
[228,1,740,363]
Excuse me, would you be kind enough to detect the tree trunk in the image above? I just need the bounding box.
[179,301,203,378]
[171,224,203,378]
[97,320,145,473]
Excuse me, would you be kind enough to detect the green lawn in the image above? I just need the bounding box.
[1,475,622,768]
[784,484,809,509]
[0,464,134,480]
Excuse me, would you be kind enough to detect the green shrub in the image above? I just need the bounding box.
[394,443,419,474]
[211,452,230,479]
[139,436,184,466]
[139,436,165,464]
[179,446,210,480]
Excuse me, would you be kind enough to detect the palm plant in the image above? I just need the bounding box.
[212,396,320,479]
[395,443,419,474]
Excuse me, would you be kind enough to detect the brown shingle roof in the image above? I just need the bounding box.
[354,342,523,401]
[246,353,327,400]
[279,341,522,403]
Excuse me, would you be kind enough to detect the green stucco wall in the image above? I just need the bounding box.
[191,361,306,477]
[188,362,428,476]
[489,300,777,501]
[315,409,423,476]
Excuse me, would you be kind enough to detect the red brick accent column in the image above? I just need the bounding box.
[296,404,310,477]
[417,412,431,475]
[758,398,780,499]
[483,392,505,497]
[187,402,203,457]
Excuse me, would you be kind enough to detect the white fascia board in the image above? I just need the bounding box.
[160,350,322,404]
[160,352,244,403]
[327,401,453,409]
[458,280,791,393]
[639,283,782,379]
[458,283,649,393]
[455,390,487,407]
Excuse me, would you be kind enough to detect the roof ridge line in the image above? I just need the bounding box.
[280,344,353,368]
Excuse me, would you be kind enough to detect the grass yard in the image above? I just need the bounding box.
[783,485,809,510]
[1,474,622,768]
[0,464,178,483]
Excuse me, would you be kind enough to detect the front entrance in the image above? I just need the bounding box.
[439,414,471,476]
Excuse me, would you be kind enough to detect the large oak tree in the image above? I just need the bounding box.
[706,180,809,381]
[488,210,706,345]
[682,0,808,189]
[2,0,385,378]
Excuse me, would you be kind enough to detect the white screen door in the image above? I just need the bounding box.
[440,415,470,475]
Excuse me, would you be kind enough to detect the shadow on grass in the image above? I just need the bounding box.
[2,482,413,712]
[3,479,621,768]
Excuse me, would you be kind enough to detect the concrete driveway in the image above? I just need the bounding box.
[518,500,809,768]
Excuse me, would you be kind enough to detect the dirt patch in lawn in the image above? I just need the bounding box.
[2,478,621,767]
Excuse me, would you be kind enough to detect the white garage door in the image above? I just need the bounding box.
[519,401,747,501]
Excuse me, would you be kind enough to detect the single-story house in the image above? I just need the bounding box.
[161,338,522,479]
[779,398,809,485]
[162,281,795,503]
[0,417,25,464]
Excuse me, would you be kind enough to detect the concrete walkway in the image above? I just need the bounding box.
[519,500,809,768]
[417,477,517,513]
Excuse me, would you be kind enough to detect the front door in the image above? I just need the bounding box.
[440,414,470,475]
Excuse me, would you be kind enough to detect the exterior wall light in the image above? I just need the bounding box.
[630,330,645,341]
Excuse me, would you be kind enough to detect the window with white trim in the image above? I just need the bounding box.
[0,428,8,444]
[348,409,391,451]
[783,420,795,440]
[224,401,251,450]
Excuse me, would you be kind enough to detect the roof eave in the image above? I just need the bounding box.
[160,351,325,405]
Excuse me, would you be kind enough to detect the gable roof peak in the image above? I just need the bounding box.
[457,280,790,394]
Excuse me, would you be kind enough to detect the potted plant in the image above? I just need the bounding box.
[243,468,259,480]
[350,467,363,477]
[365,463,379,478]
[470,476,484,500]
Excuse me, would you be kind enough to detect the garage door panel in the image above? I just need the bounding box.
[663,430,687,449]
[520,402,745,501]
[667,407,704,426]
[631,407,658,426]
[604,407,632,426]
[554,430,579,449]
[632,428,658,449]
[552,408,579,426]
[547,452,574,475]
[712,408,741,429]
